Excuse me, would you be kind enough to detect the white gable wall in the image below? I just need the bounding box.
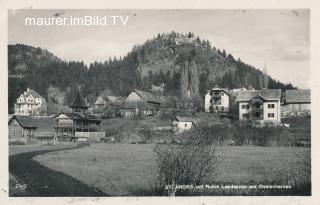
[126,92,142,101]
[173,120,193,133]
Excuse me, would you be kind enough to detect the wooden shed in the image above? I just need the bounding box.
[8,115,37,143]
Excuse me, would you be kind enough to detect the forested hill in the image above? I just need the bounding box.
[8,31,295,113]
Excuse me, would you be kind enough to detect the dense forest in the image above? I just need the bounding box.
[8,31,296,113]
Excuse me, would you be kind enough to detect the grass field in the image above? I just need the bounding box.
[9,143,76,156]
[34,144,311,196]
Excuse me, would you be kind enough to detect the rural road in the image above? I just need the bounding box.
[9,143,108,197]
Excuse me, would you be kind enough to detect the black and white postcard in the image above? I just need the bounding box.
[1,1,320,205]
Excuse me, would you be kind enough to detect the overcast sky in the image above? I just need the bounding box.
[8,9,310,89]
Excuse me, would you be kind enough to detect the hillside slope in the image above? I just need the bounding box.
[8,32,295,113]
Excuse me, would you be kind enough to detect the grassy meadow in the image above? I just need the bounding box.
[34,144,311,196]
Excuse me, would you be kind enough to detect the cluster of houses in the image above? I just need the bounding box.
[8,85,311,143]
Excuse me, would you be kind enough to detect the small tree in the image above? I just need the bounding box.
[88,124,99,132]
[153,130,220,196]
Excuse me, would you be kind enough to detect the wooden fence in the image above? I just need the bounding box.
[75,132,105,139]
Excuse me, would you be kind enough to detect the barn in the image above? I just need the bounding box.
[8,115,37,143]
[120,89,161,117]
[282,89,311,117]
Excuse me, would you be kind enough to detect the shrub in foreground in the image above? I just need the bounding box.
[153,131,220,196]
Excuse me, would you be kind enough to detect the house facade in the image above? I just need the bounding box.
[281,90,311,117]
[236,89,281,127]
[120,89,161,117]
[204,88,230,113]
[173,116,199,133]
[8,115,37,143]
[14,88,47,116]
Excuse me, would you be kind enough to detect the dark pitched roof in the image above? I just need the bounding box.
[9,115,37,129]
[209,88,231,96]
[285,90,311,103]
[133,89,160,104]
[17,89,46,105]
[235,89,281,102]
[71,91,88,108]
[27,89,43,99]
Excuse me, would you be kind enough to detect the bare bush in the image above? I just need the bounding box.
[153,131,220,196]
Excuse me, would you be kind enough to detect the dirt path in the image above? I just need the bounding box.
[9,143,108,197]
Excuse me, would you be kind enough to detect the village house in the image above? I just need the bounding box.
[173,115,200,133]
[236,89,282,127]
[8,115,37,143]
[120,89,161,117]
[14,88,47,116]
[54,91,101,141]
[94,96,107,109]
[281,89,311,117]
[94,95,124,118]
[204,87,230,113]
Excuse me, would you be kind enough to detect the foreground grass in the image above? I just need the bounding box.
[9,142,76,156]
[33,144,310,196]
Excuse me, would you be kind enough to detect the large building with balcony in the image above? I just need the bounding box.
[54,91,101,141]
[235,89,281,127]
[204,88,230,113]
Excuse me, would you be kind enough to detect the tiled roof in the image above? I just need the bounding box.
[9,115,37,129]
[18,89,46,104]
[27,89,43,99]
[285,90,311,103]
[209,88,231,96]
[133,89,160,104]
[235,89,281,102]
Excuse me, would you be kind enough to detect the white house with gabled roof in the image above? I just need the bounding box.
[14,88,47,116]
[204,87,230,113]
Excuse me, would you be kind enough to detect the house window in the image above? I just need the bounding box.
[185,123,187,127]
[222,106,224,111]
[268,104,275,108]
[268,113,275,118]
[242,113,249,118]
[241,104,248,109]
[222,93,224,96]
